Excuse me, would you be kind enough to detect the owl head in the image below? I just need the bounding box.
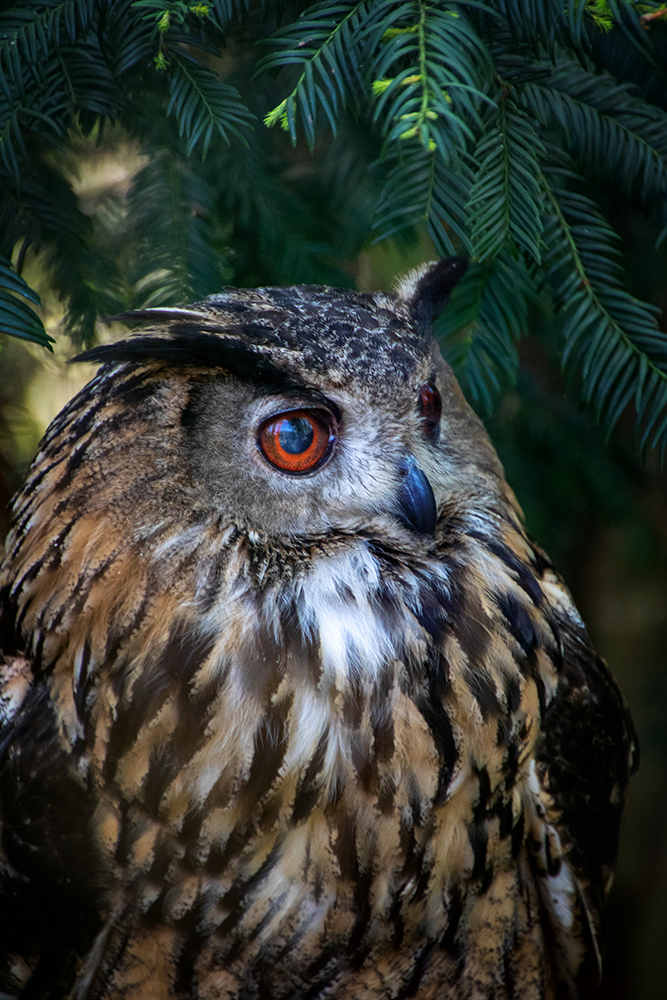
[57,256,509,553]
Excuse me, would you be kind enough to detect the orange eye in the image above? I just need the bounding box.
[257,409,335,474]
[419,382,442,441]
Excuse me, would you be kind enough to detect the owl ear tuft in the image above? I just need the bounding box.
[396,256,468,324]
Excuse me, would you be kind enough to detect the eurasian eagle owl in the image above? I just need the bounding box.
[0,258,636,999]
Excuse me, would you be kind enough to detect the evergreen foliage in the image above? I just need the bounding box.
[2,0,667,457]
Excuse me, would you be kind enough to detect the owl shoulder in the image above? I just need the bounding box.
[529,545,637,979]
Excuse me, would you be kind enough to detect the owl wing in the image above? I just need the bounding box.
[0,656,37,995]
[0,590,106,997]
[0,589,38,994]
[529,558,638,986]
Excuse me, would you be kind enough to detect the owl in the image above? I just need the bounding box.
[0,258,636,1000]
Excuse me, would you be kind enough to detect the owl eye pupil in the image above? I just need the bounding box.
[279,417,314,455]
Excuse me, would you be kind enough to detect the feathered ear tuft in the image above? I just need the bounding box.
[396,257,468,325]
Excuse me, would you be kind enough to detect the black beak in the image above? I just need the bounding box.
[395,455,437,537]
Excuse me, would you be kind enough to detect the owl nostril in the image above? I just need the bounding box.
[395,455,437,537]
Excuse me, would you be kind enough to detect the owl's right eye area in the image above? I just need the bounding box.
[418,382,442,441]
[257,409,335,474]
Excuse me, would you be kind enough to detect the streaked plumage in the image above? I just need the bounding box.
[0,259,636,999]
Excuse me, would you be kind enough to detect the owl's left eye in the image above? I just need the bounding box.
[418,382,442,441]
[258,409,335,474]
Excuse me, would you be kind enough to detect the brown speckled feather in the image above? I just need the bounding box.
[0,261,636,999]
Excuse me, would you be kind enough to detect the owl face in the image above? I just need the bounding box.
[182,364,439,540]
[62,260,504,554]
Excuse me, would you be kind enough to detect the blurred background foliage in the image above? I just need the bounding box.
[1,1,667,997]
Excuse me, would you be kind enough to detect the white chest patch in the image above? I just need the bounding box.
[292,547,392,687]
[290,542,447,689]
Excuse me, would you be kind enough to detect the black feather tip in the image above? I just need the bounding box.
[408,256,468,324]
